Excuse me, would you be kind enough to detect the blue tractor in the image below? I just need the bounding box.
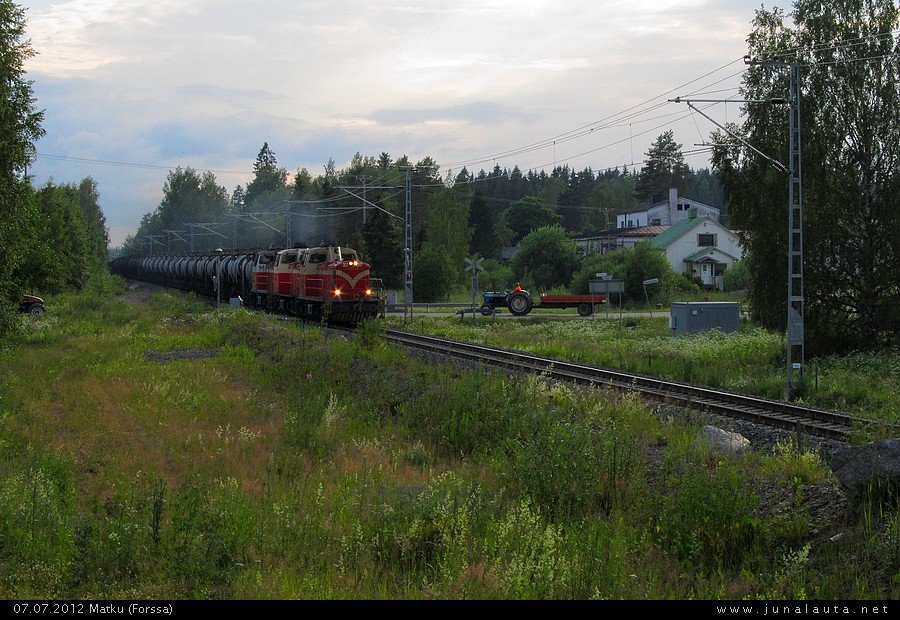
[479,289,533,316]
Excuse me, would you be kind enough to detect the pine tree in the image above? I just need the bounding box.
[0,1,44,335]
[634,130,691,203]
[244,142,287,209]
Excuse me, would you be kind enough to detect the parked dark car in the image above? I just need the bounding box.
[19,295,45,316]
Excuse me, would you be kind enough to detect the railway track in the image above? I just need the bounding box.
[170,282,858,443]
[384,329,857,442]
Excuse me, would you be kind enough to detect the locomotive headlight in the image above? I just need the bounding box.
[365,289,372,296]
[333,288,342,297]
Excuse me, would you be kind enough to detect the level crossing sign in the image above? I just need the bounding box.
[464,257,485,272]
[465,257,486,317]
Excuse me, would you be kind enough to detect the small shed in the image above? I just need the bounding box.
[669,302,741,336]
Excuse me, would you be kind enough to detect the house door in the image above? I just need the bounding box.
[701,263,718,288]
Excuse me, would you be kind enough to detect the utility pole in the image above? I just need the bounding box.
[285,202,292,248]
[359,175,371,226]
[599,206,613,230]
[400,166,414,319]
[396,164,437,320]
[336,176,376,226]
[215,248,223,309]
[745,57,804,400]
[671,56,804,399]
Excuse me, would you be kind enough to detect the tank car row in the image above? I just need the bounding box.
[108,243,381,325]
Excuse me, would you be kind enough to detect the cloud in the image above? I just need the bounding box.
[369,101,534,126]
[22,0,780,246]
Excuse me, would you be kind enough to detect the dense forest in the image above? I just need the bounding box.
[0,2,109,337]
[1,0,897,359]
[114,134,722,290]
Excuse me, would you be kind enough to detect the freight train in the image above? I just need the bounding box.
[108,243,381,325]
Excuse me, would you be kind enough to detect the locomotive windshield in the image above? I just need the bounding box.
[278,250,298,265]
[257,252,276,266]
[302,246,360,264]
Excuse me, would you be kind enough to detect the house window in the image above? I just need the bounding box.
[650,218,661,226]
[698,233,716,247]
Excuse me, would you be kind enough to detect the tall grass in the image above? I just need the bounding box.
[0,287,896,599]
[390,315,898,434]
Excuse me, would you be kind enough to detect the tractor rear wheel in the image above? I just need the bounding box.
[507,291,533,316]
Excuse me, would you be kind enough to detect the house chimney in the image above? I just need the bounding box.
[668,187,677,224]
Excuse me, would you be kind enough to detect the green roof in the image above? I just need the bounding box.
[682,247,739,262]
[650,216,708,249]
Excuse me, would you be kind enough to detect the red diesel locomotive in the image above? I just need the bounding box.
[108,242,381,325]
[250,244,379,323]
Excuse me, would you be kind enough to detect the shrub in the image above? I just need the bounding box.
[505,410,640,518]
[413,243,455,302]
[721,259,749,292]
[651,465,760,569]
[354,318,386,352]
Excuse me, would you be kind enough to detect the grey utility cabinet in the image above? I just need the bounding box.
[669,302,741,336]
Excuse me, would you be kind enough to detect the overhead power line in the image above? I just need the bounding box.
[35,31,897,184]
[35,153,253,176]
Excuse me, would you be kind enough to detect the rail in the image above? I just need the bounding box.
[383,329,858,442]
[386,302,474,313]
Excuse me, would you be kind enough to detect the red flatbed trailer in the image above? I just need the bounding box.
[537,294,606,316]
[479,290,607,317]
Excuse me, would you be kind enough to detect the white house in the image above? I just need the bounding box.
[650,212,743,289]
[616,188,719,228]
[573,225,666,256]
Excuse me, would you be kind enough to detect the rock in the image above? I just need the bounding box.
[693,425,751,458]
[826,439,900,503]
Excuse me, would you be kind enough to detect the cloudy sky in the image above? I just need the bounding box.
[22,0,787,247]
